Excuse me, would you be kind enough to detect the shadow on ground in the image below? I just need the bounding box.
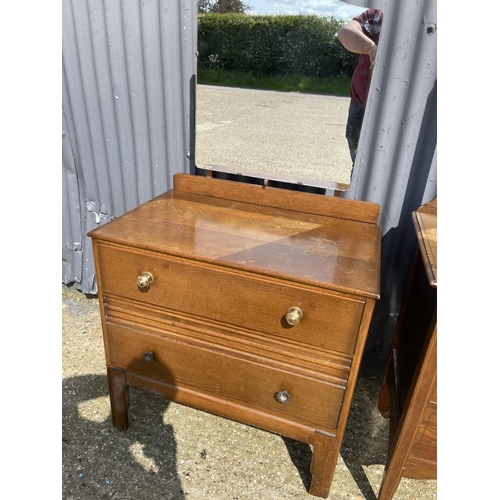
[62,372,388,500]
[62,374,184,499]
[281,375,389,500]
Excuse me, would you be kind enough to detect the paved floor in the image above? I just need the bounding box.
[196,85,353,188]
[62,284,437,499]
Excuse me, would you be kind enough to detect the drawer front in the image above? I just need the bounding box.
[97,244,364,354]
[106,324,345,432]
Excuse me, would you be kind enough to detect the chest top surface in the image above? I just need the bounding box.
[89,175,381,299]
[412,197,437,288]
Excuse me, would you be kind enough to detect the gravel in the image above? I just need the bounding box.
[62,284,437,499]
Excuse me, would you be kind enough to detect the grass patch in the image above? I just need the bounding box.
[197,69,351,96]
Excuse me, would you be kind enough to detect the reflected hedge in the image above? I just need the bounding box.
[197,14,358,78]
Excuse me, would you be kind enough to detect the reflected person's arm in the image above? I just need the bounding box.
[338,20,377,68]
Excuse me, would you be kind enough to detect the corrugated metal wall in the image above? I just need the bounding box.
[62,0,196,293]
[62,0,436,356]
[343,0,437,355]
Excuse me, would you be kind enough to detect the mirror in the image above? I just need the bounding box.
[195,1,367,191]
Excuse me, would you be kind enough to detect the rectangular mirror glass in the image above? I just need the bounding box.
[195,1,367,191]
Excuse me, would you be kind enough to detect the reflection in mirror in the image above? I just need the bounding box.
[195,1,372,191]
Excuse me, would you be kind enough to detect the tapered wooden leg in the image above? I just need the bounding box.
[107,367,130,431]
[377,466,402,500]
[309,431,338,498]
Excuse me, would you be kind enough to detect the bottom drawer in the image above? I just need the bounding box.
[106,323,345,432]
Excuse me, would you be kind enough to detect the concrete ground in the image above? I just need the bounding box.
[62,284,437,499]
[196,85,353,187]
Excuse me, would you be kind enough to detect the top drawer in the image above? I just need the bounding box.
[96,244,365,355]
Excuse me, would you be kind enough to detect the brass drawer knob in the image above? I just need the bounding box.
[137,271,154,288]
[274,390,291,404]
[285,307,303,326]
[142,351,154,363]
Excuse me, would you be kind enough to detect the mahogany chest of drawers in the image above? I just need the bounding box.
[89,174,381,497]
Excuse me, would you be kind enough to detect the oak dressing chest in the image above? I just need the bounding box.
[89,173,381,497]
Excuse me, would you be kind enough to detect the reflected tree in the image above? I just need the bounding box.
[198,0,252,14]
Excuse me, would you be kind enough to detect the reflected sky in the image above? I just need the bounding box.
[246,0,365,19]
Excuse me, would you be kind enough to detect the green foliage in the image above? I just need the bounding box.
[197,69,352,96]
[198,0,251,14]
[197,14,358,80]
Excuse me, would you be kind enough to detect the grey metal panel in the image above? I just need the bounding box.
[62,110,84,285]
[62,0,196,293]
[343,0,437,354]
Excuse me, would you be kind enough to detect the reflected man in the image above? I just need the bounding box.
[338,9,383,164]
